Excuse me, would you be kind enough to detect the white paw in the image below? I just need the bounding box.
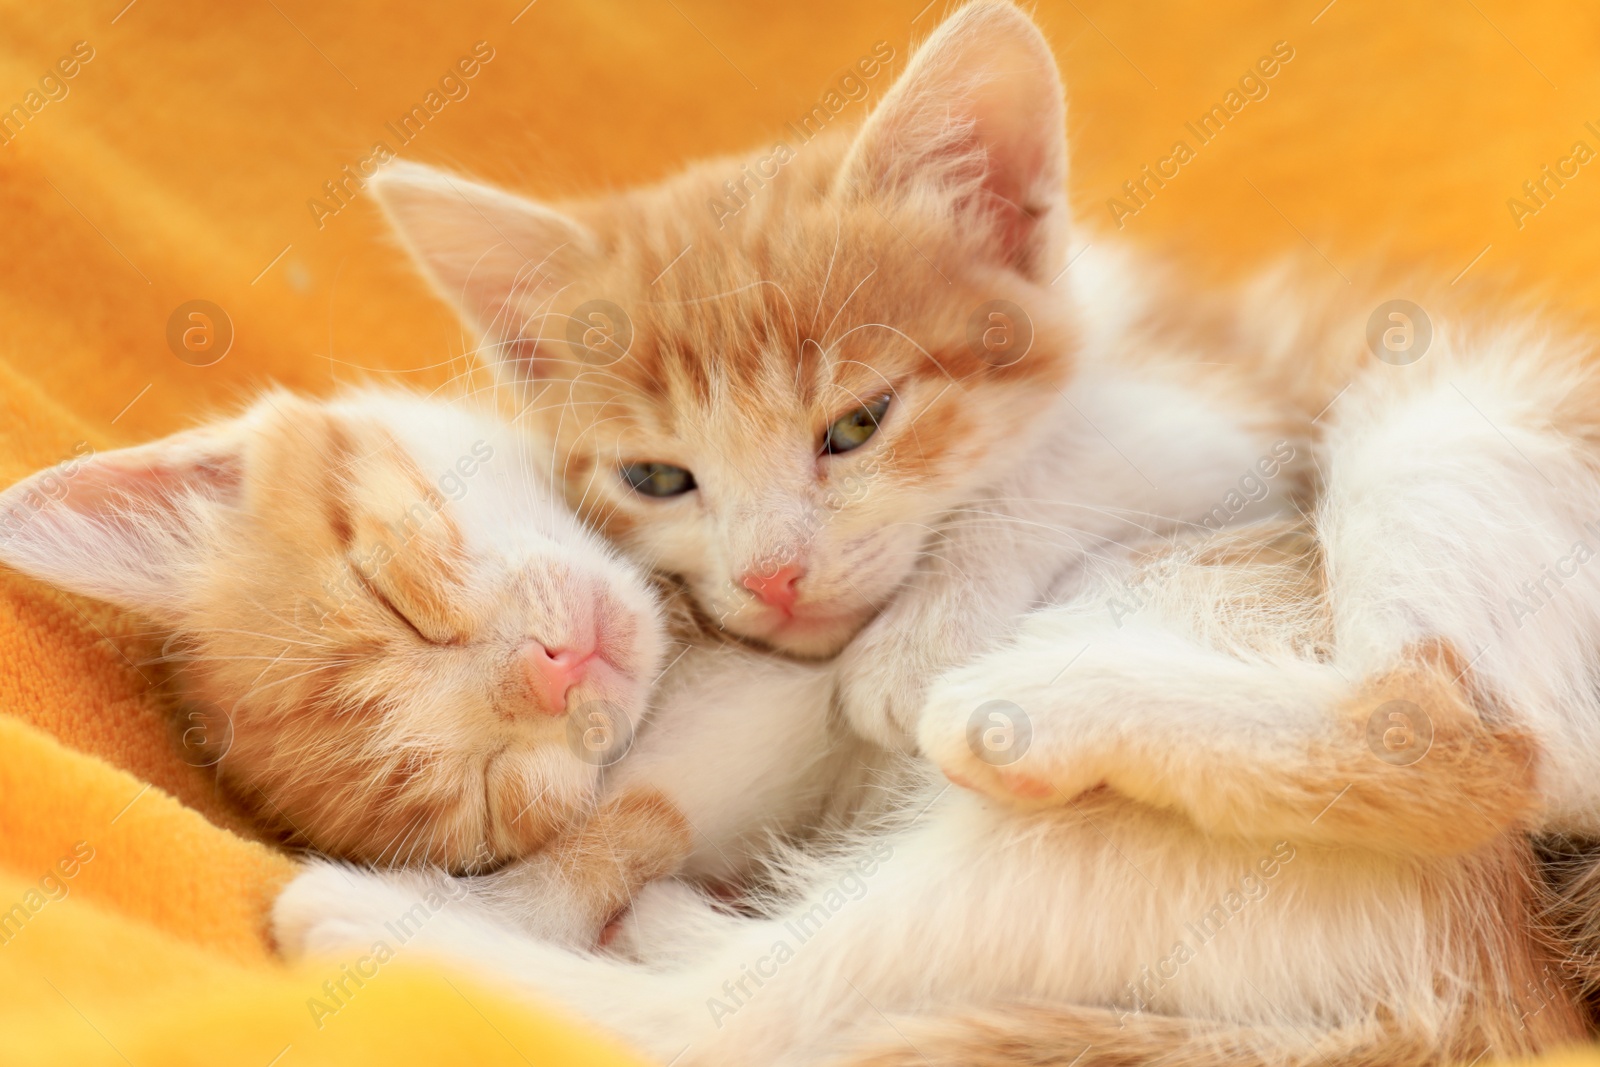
[915,628,1109,808]
[833,614,947,752]
[273,862,386,960]
[272,861,462,961]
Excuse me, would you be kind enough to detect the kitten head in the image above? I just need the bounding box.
[0,391,664,872]
[372,1,1077,657]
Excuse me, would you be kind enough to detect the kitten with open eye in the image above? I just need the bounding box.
[0,389,668,872]
[369,1,1300,752]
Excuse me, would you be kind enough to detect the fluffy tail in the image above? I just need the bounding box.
[831,1005,1464,1067]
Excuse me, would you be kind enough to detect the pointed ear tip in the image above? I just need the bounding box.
[379,159,440,179]
[948,0,1046,38]
[369,160,453,200]
[921,2,1060,85]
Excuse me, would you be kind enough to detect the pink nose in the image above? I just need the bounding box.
[741,564,804,612]
[520,641,593,716]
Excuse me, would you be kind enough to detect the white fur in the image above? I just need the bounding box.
[833,291,1298,750]
[36,1,1599,1060]
[272,282,1600,1067]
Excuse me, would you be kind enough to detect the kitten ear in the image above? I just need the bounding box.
[836,1,1069,283]
[0,427,244,621]
[371,161,599,366]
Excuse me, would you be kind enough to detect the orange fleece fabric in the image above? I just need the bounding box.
[0,0,1598,1063]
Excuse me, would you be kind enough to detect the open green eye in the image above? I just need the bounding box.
[620,461,696,498]
[823,394,891,455]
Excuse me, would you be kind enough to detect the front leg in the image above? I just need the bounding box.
[471,787,692,948]
[835,369,1297,753]
[917,531,1539,857]
[272,861,715,1062]
[831,461,1098,753]
[831,544,1038,751]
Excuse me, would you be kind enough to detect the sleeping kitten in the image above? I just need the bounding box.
[368,0,1298,752]
[0,389,669,872]
[0,388,892,945]
[275,510,1592,1066]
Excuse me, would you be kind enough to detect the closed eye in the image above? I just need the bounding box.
[357,571,438,645]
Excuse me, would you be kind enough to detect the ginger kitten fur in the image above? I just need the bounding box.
[0,390,665,871]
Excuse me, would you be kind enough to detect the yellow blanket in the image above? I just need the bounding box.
[1,0,1597,1062]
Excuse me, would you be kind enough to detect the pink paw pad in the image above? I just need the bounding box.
[999,772,1055,799]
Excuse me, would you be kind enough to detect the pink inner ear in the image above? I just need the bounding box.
[63,451,243,519]
[0,428,247,618]
[959,124,1054,276]
[837,3,1068,282]
[969,77,1060,270]
[372,162,597,355]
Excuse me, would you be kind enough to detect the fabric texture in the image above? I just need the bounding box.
[0,0,1597,1062]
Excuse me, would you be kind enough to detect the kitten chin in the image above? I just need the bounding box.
[0,388,667,872]
[719,597,882,661]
